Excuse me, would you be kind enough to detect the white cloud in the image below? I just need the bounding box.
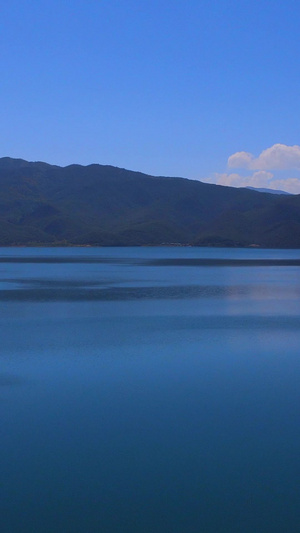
[270,178,300,194]
[209,173,245,187]
[201,143,300,194]
[228,144,300,170]
[205,170,273,189]
[202,170,300,194]
[247,171,274,188]
[227,152,254,169]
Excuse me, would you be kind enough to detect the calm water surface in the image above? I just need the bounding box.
[1,247,300,532]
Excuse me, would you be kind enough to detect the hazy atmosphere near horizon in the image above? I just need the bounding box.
[1,0,300,192]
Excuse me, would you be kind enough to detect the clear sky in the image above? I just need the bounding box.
[1,0,300,191]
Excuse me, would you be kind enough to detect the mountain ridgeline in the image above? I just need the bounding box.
[1,157,300,248]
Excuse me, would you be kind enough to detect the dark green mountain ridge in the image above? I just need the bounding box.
[1,157,300,247]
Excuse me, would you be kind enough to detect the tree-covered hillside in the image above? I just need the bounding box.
[1,157,300,247]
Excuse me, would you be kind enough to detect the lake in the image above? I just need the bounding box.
[1,246,300,532]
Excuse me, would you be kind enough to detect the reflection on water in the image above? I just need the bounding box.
[1,283,300,302]
[1,278,300,303]
[1,247,300,533]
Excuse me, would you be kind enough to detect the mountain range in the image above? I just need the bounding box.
[1,157,300,248]
[246,186,291,195]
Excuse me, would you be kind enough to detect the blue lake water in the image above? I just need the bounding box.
[1,246,300,532]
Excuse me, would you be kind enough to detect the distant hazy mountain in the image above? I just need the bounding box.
[1,157,300,247]
[246,186,291,195]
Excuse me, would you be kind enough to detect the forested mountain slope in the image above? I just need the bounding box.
[0,157,300,247]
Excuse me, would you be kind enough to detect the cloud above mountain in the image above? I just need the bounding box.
[202,144,300,194]
[228,144,300,171]
[208,172,300,194]
[213,171,273,188]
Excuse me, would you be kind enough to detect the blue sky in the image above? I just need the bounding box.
[1,0,300,191]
